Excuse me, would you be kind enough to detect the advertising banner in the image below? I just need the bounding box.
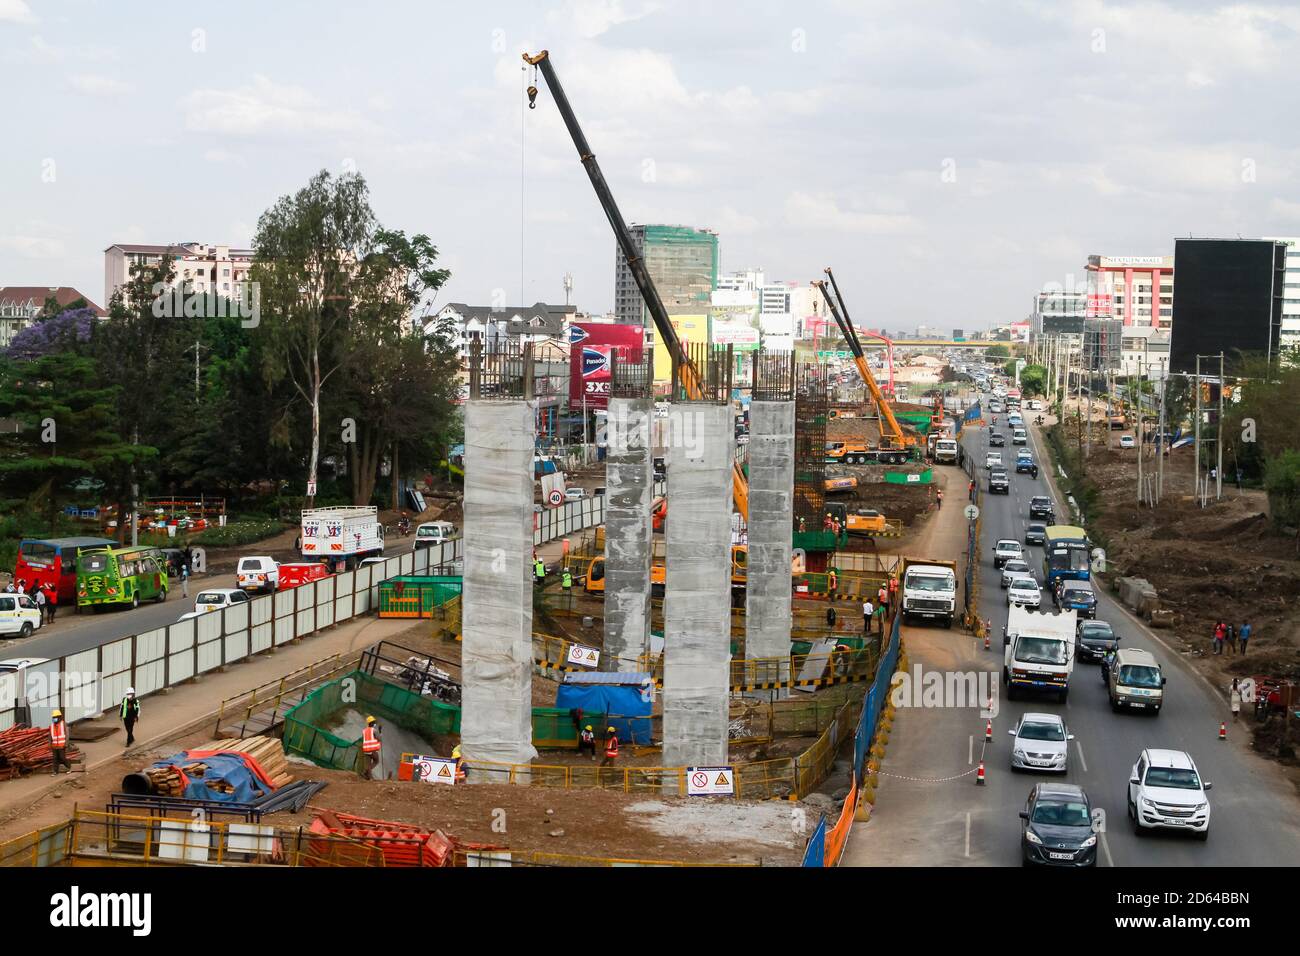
[568,322,644,410]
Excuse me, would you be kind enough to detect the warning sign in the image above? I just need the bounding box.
[411,755,457,786]
[686,766,735,796]
[566,643,601,668]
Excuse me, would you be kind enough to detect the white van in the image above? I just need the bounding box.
[1012,428,1028,445]
[1108,647,1165,714]
[413,521,458,551]
[0,594,43,639]
[236,556,279,593]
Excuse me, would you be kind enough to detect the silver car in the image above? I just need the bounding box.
[1001,558,1032,589]
[1010,713,1073,773]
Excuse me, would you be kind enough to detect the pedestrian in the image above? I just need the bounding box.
[1212,621,1225,655]
[534,557,546,588]
[361,715,382,779]
[184,546,194,573]
[827,566,838,602]
[2,580,12,593]
[15,578,25,595]
[936,489,943,510]
[1239,621,1252,655]
[561,566,573,606]
[33,584,46,622]
[862,598,874,636]
[49,709,72,775]
[181,564,189,598]
[120,687,141,747]
[44,583,57,622]
[578,724,597,760]
[601,726,620,768]
[798,517,807,533]
[1236,468,1243,491]
[293,533,301,551]
[1229,678,1242,722]
[826,604,837,629]
[1225,622,1237,655]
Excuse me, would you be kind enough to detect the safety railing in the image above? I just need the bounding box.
[212,652,357,738]
[458,756,798,799]
[0,820,74,867]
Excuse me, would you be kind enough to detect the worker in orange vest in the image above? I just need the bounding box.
[49,709,72,775]
[827,567,838,601]
[887,575,899,607]
[601,726,620,767]
[451,744,467,783]
[361,715,382,779]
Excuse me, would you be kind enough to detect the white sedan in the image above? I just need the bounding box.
[1119,435,1135,449]
[1007,576,1042,608]
[1010,713,1073,772]
[1001,559,1033,589]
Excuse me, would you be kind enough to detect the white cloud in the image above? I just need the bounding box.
[182,75,375,136]
[203,148,247,166]
[0,235,65,259]
[547,0,663,39]
[783,191,917,234]
[715,205,759,235]
[0,0,35,24]
[1268,197,1300,219]
[69,73,131,96]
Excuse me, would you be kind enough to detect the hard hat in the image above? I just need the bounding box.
[366,715,376,724]
[585,725,593,731]
[607,727,616,733]
[452,745,461,758]
[52,709,62,719]
[126,687,135,696]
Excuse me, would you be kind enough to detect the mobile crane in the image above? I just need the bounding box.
[816,268,916,465]
[523,50,748,521]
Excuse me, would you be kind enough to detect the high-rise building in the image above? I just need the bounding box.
[614,225,719,326]
[104,241,253,309]
[1085,255,1174,328]
[1031,289,1087,338]
[1261,237,1300,358]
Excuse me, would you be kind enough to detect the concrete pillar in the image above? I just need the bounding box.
[661,404,734,769]
[602,397,653,672]
[746,401,795,687]
[460,399,538,776]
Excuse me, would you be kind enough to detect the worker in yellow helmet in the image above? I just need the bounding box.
[361,715,382,779]
[578,724,596,760]
[49,709,72,775]
[601,726,620,767]
[451,744,466,782]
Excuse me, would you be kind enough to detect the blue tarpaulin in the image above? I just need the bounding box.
[150,751,275,804]
[555,678,653,746]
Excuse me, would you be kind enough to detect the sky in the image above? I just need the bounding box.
[2,0,1300,329]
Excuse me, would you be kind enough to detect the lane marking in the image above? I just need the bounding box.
[968,735,974,764]
[1076,740,1088,773]
[965,812,972,858]
[1100,831,1114,867]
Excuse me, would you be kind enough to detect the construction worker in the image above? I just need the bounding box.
[578,724,597,760]
[827,566,838,602]
[119,687,141,748]
[534,557,546,587]
[561,567,573,607]
[49,709,72,775]
[361,715,382,779]
[823,512,834,532]
[451,744,467,782]
[887,575,898,608]
[798,517,807,533]
[601,726,620,767]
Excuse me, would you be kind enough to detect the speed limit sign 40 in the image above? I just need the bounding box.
[547,489,564,507]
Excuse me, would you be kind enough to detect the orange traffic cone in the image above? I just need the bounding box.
[1218,721,1227,741]
[983,630,990,651]
[976,761,986,785]
[985,720,993,741]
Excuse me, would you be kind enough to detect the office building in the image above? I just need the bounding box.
[614,225,718,327]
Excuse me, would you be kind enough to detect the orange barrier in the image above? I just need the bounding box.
[823,779,858,866]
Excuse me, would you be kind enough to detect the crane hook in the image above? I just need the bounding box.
[527,85,538,109]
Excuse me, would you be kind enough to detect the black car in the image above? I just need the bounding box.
[1076,620,1118,662]
[989,432,1006,447]
[1055,580,1097,619]
[1025,523,1047,546]
[1029,496,1054,520]
[989,469,1010,494]
[1020,783,1097,867]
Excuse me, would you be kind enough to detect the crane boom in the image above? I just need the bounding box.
[524,50,748,520]
[817,269,909,450]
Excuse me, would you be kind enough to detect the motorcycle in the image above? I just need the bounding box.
[397,517,411,536]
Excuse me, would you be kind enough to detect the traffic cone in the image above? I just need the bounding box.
[983,630,990,651]
[976,761,986,785]
[1218,721,1227,741]
[985,719,993,741]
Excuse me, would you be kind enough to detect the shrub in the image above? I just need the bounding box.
[189,519,288,548]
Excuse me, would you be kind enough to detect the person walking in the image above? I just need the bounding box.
[180,564,189,598]
[49,710,72,775]
[361,715,382,779]
[578,724,597,760]
[862,598,874,637]
[1239,621,1252,655]
[561,567,573,608]
[43,583,57,622]
[1212,621,1225,655]
[935,488,943,510]
[33,584,46,623]
[120,687,141,747]
[1229,678,1242,722]
[601,726,620,768]
[1225,622,1237,655]
[887,575,898,609]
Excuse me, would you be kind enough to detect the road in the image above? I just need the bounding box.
[0,539,413,663]
[844,401,1300,866]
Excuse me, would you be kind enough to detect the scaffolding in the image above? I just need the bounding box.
[793,362,830,528]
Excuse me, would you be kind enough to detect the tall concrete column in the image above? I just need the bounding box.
[746,401,795,687]
[661,404,734,769]
[602,397,653,672]
[460,399,539,776]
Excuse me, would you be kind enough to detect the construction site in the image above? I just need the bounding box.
[0,52,960,871]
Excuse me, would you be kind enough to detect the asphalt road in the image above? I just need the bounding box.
[846,402,1300,866]
[0,539,412,663]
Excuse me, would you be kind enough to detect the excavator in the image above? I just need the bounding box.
[524,50,748,524]
[815,268,916,465]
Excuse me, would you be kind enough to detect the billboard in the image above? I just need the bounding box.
[652,314,709,382]
[712,320,760,348]
[1169,239,1284,374]
[568,322,644,410]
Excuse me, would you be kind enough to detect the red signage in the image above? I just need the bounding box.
[568,322,644,410]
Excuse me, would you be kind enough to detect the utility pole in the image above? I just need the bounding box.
[1156,359,1167,504]
[1136,358,1143,505]
[1194,356,1203,506]
[1216,351,1225,501]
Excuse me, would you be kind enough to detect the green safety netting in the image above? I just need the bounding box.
[377,576,463,616]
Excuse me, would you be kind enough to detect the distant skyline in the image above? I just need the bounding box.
[3,0,1300,329]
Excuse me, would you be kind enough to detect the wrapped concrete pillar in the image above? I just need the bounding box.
[602,397,654,672]
[661,404,734,768]
[745,401,795,688]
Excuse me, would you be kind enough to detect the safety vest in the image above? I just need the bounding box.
[605,734,619,758]
[120,697,139,720]
[888,578,898,594]
[362,726,381,753]
[580,730,595,745]
[561,571,572,589]
[827,571,837,590]
[49,722,67,748]
[535,561,545,579]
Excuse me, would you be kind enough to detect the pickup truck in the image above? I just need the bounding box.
[900,557,958,629]
[993,539,1024,568]
[1003,605,1078,701]
[985,451,1002,470]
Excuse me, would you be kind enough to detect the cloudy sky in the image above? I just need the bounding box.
[3,0,1299,328]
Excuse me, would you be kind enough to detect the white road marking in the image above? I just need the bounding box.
[1076,740,1088,773]
[968,735,974,764]
[1100,830,1114,867]
[965,812,971,858]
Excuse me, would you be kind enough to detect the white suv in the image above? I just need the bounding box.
[236,556,279,593]
[1007,576,1042,608]
[986,451,1003,469]
[1127,749,1212,840]
[993,539,1024,568]
[0,594,42,638]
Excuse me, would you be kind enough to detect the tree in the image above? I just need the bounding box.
[40,294,88,318]
[1019,363,1047,397]
[254,170,376,500]
[6,307,97,361]
[1264,449,1300,529]
[987,344,1010,359]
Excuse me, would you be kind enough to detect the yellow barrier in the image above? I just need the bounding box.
[462,756,797,800]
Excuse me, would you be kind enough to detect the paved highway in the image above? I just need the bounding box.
[845,402,1300,866]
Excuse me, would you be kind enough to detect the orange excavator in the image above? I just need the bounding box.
[525,50,748,523]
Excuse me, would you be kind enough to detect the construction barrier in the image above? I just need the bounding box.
[801,815,828,867]
[795,689,866,798]
[822,780,858,865]
[454,848,760,867]
[460,756,798,800]
[377,576,462,618]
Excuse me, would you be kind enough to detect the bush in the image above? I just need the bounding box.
[1264,449,1300,528]
[189,519,288,548]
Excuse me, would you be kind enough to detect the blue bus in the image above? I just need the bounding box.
[1043,525,1090,587]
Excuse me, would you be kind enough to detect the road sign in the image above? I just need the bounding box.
[411,755,457,786]
[566,643,600,668]
[306,480,317,496]
[687,767,735,796]
[547,489,564,507]
[964,505,980,520]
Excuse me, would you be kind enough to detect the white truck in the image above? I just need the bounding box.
[934,437,959,466]
[900,557,958,629]
[1003,605,1078,702]
[301,506,385,570]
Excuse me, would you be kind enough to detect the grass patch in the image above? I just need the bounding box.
[1042,423,1110,554]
